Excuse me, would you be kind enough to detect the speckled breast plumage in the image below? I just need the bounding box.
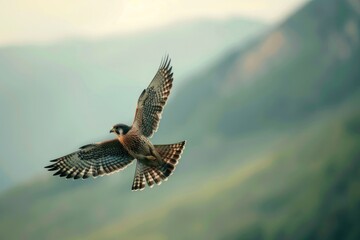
[119,128,152,157]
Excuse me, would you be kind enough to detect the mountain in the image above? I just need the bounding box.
[160,0,360,139]
[1,0,360,239]
[0,17,266,191]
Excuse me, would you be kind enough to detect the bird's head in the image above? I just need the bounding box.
[110,124,131,136]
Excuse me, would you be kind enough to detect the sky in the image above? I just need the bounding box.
[0,0,308,47]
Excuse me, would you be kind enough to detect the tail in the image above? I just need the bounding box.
[131,141,186,191]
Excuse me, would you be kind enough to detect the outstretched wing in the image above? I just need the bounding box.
[133,55,174,138]
[45,139,134,179]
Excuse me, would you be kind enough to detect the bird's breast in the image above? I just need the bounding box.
[119,132,149,156]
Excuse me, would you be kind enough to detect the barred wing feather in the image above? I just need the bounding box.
[133,56,174,138]
[45,139,134,179]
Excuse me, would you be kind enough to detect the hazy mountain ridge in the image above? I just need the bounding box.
[160,0,360,139]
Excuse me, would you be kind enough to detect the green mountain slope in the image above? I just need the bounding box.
[0,94,359,240]
[0,17,265,191]
[85,100,360,240]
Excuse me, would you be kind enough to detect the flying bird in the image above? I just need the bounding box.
[45,56,186,191]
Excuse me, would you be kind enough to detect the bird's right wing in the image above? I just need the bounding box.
[45,139,134,179]
[132,56,174,138]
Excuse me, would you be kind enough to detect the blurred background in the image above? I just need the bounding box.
[0,0,360,239]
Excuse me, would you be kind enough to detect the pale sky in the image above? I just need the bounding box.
[0,0,308,46]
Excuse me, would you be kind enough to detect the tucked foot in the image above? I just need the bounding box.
[146,155,156,160]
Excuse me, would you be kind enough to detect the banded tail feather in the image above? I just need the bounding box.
[131,141,186,191]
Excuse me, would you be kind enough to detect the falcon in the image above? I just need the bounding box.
[45,56,186,191]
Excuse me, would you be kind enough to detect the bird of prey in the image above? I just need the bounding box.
[45,56,186,191]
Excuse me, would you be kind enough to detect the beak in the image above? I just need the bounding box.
[110,128,115,133]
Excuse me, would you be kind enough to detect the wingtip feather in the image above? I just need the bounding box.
[159,54,171,70]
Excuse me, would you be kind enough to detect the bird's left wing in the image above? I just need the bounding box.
[133,55,174,138]
[45,139,134,179]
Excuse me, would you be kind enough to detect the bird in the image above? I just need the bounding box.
[45,56,186,191]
